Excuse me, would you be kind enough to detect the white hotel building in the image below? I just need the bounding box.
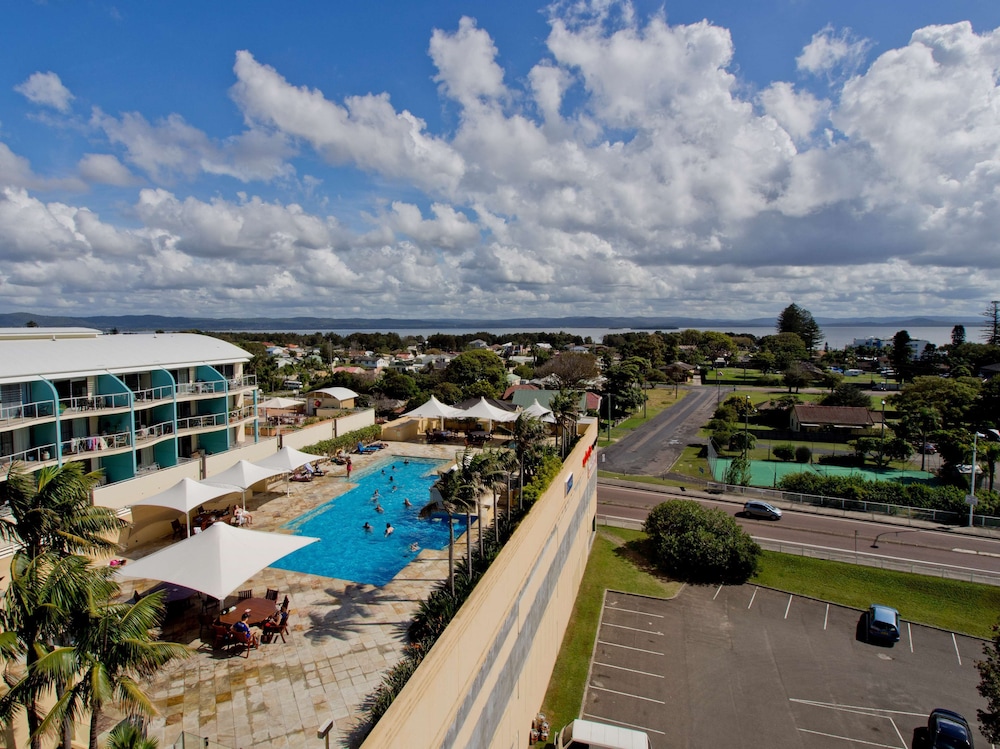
[0,328,259,486]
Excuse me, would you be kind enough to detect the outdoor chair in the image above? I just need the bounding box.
[211,624,234,651]
[265,588,279,601]
[198,613,216,640]
[262,610,291,643]
[238,589,252,600]
[232,628,258,658]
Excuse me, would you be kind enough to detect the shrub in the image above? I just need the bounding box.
[794,445,812,463]
[307,424,383,456]
[773,444,795,462]
[643,499,761,584]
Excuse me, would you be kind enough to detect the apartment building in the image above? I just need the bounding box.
[0,328,258,486]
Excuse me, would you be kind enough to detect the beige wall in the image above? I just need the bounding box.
[361,421,599,748]
[278,408,375,450]
[380,417,423,442]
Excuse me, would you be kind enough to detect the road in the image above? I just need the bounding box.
[599,385,718,476]
[598,483,1000,577]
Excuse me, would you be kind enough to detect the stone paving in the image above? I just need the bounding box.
[114,441,472,749]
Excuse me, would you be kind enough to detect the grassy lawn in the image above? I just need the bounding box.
[752,551,1000,639]
[538,527,681,738]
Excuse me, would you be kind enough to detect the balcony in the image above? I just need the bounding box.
[228,405,257,424]
[135,420,175,445]
[176,413,227,434]
[228,374,257,391]
[59,393,132,414]
[176,382,224,397]
[62,431,132,456]
[0,399,56,428]
[1,442,58,469]
[134,385,174,404]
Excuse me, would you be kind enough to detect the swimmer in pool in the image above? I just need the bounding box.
[409,542,419,552]
[385,523,394,537]
[404,497,412,508]
[375,503,384,513]
[363,521,372,532]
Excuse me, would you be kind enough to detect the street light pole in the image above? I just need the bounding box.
[606,393,612,442]
[716,370,721,406]
[969,431,983,527]
[878,399,886,468]
[744,396,751,461]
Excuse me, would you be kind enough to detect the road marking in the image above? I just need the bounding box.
[784,594,793,619]
[890,716,906,748]
[789,698,926,717]
[582,712,666,736]
[953,547,1000,558]
[907,623,913,654]
[588,684,665,704]
[611,606,664,618]
[797,728,903,748]
[824,603,829,630]
[713,584,723,600]
[598,639,664,656]
[953,633,962,665]
[594,661,664,679]
[605,622,663,636]
[748,586,758,609]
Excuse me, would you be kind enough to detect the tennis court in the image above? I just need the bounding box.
[711,456,934,488]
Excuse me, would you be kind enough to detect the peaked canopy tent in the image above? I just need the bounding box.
[129,477,240,537]
[203,460,285,507]
[522,399,557,424]
[460,396,521,435]
[256,446,322,493]
[257,397,305,410]
[117,522,318,601]
[403,394,465,430]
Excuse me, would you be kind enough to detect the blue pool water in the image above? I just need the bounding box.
[272,455,468,586]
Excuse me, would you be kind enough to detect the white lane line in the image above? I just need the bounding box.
[582,712,666,736]
[824,603,829,631]
[953,633,962,666]
[907,623,913,654]
[797,728,902,748]
[748,586,758,609]
[598,639,664,657]
[789,698,926,717]
[611,607,664,618]
[953,547,1000,558]
[605,622,663,636]
[594,661,664,679]
[588,684,665,704]
[890,716,906,748]
[784,594,793,619]
[713,584,723,600]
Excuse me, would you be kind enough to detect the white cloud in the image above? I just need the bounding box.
[758,82,827,143]
[429,16,508,108]
[15,71,74,112]
[78,153,137,186]
[797,25,872,78]
[0,141,87,192]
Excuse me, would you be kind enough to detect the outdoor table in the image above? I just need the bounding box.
[218,598,277,628]
[142,581,199,604]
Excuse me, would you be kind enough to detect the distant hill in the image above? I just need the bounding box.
[0,311,980,334]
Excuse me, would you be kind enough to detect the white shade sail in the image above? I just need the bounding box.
[403,395,464,419]
[461,397,519,423]
[203,460,284,491]
[522,399,557,424]
[258,397,305,410]
[255,446,319,474]
[117,522,318,601]
[130,478,240,536]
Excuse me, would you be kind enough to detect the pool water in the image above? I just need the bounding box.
[273,455,469,586]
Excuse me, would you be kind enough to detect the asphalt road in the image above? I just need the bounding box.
[599,386,718,477]
[598,483,1000,577]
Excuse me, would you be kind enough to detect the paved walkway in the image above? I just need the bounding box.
[112,441,470,749]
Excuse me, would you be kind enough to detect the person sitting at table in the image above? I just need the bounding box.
[231,506,252,526]
[232,612,259,648]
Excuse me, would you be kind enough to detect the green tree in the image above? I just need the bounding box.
[896,406,942,471]
[821,383,872,408]
[723,454,752,486]
[376,370,419,401]
[983,301,1000,346]
[511,413,548,502]
[782,363,810,393]
[533,351,599,390]
[773,444,795,462]
[549,390,580,458]
[776,304,823,351]
[443,350,507,400]
[106,721,159,749]
[643,500,761,584]
[952,325,966,346]
[759,332,808,371]
[977,624,1000,742]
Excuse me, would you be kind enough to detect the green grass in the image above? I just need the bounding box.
[538,528,680,739]
[752,551,1000,639]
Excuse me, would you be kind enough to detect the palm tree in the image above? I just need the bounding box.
[467,449,517,546]
[420,458,470,597]
[0,462,124,560]
[106,721,159,749]
[549,390,580,457]
[40,585,190,749]
[511,413,547,507]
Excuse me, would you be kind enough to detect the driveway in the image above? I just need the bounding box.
[582,587,987,748]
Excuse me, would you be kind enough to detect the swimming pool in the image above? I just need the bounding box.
[273,455,469,586]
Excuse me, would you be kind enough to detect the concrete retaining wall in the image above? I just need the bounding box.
[361,421,599,748]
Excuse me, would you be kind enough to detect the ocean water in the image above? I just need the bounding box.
[273,455,468,586]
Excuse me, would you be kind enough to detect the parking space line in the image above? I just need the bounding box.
[907,623,913,654]
[889,716,906,747]
[588,684,666,705]
[789,698,927,718]
[953,633,962,666]
[582,712,666,736]
[604,622,663,636]
[597,639,664,656]
[594,661,664,679]
[713,584,723,600]
[748,586,758,609]
[824,603,829,630]
[797,728,903,748]
[784,594,793,619]
[611,606,664,618]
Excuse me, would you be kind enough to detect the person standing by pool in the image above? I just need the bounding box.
[346,458,352,479]
[385,522,394,537]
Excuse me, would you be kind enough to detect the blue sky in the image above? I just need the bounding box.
[2,1,999,321]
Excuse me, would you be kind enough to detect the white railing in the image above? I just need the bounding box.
[1,443,58,466]
[228,374,256,390]
[176,413,226,431]
[228,406,256,423]
[63,431,131,455]
[177,381,224,396]
[134,385,174,403]
[59,393,131,412]
[1,399,57,423]
[135,421,175,442]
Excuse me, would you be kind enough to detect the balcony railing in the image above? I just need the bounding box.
[228,374,257,390]
[134,385,174,403]
[177,382,224,396]
[1,399,56,424]
[63,431,131,455]
[59,393,132,413]
[176,413,227,431]
[228,406,257,424]
[1,443,58,467]
[135,421,175,442]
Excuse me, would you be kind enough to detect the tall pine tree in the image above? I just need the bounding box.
[776,303,823,352]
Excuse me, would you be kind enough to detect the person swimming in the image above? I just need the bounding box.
[404,497,412,508]
[409,542,419,552]
[375,503,384,513]
[363,521,372,532]
[385,522,394,537]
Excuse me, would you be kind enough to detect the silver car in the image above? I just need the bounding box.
[743,500,782,520]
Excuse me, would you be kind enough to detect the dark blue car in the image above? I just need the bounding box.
[928,708,974,748]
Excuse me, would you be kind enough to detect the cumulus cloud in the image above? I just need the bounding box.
[15,71,74,111]
[4,5,1000,320]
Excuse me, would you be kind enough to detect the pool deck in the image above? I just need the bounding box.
[113,441,473,749]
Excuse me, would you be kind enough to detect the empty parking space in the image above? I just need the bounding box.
[582,586,987,748]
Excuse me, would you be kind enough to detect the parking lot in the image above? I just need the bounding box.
[582,586,989,748]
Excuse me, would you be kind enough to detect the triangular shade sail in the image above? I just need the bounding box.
[130,478,240,536]
[117,522,318,601]
[522,399,558,424]
[255,446,319,474]
[203,460,284,491]
[258,397,305,410]
[403,395,464,419]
